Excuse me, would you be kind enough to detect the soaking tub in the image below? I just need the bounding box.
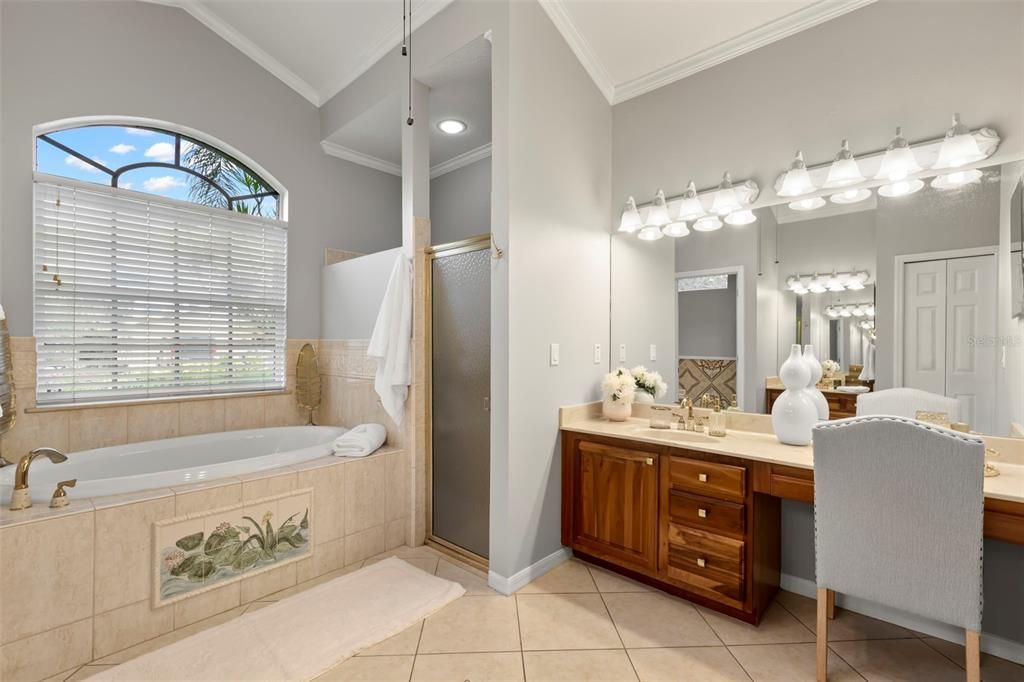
[0,425,347,504]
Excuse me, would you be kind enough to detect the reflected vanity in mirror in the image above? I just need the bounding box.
[612,160,1022,438]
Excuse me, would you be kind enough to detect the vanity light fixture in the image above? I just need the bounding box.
[645,189,671,227]
[710,173,743,216]
[437,119,467,134]
[846,271,869,290]
[676,181,706,221]
[789,197,826,211]
[808,276,828,294]
[618,196,643,233]
[824,140,865,188]
[933,113,986,169]
[662,220,690,238]
[637,225,664,241]
[878,178,924,197]
[776,151,816,197]
[692,215,723,232]
[875,127,921,182]
[725,209,757,226]
[931,168,983,190]
[825,303,875,319]
[789,271,870,295]
[826,273,845,292]
[831,188,872,205]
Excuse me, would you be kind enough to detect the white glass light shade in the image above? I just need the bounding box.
[777,151,816,197]
[875,127,921,181]
[437,119,467,134]
[826,273,845,292]
[933,114,985,169]
[865,305,876,317]
[645,189,671,227]
[878,179,924,197]
[618,196,643,233]
[711,173,742,216]
[846,272,869,290]
[824,140,864,188]
[852,306,866,317]
[789,197,826,211]
[931,168,983,190]
[676,181,705,221]
[637,225,664,241]
[839,308,853,317]
[825,306,840,318]
[662,220,690,238]
[830,188,872,205]
[725,210,756,226]
[808,277,827,294]
[692,215,723,232]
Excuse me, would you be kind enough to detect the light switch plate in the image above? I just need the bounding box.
[649,344,657,361]
[593,344,602,364]
[550,343,560,366]
[618,344,626,363]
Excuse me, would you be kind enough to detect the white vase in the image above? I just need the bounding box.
[772,344,818,445]
[603,400,632,422]
[779,344,810,390]
[634,391,655,404]
[802,344,830,421]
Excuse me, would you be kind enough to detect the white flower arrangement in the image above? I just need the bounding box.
[821,359,841,379]
[630,365,667,399]
[602,367,636,404]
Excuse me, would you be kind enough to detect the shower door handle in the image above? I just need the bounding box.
[483,397,490,412]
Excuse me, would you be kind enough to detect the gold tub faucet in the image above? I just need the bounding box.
[9,447,68,511]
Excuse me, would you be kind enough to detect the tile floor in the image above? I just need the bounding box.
[53,547,1022,682]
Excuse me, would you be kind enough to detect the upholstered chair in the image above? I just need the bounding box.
[856,387,960,421]
[812,416,985,682]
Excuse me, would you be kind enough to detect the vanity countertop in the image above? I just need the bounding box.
[559,405,1024,505]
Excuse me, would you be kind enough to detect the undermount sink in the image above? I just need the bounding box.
[631,428,719,444]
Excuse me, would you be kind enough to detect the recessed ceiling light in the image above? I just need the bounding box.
[438,119,467,135]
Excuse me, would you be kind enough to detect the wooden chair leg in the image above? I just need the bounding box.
[817,588,830,682]
[826,588,835,620]
[965,629,980,682]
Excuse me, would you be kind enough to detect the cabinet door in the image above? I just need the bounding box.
[573,441,658,571]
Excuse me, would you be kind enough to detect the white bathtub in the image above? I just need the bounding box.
[0,425,347,504]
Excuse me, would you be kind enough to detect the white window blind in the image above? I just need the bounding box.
[33,176,287,406]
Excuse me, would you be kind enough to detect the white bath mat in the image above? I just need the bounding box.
[91,557,466,682]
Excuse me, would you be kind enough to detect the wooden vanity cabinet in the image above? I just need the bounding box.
[562,432,780,624]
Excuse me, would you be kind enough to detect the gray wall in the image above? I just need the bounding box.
[430,156,492,245]
[321,248,403,340]
[0,0,402,338]
[678,275,737,358]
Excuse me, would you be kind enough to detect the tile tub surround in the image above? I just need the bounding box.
[0,447,409,682]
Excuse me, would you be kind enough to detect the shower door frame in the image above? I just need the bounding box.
[423,233,492,572]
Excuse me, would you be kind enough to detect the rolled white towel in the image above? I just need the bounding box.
[332,423,387,457]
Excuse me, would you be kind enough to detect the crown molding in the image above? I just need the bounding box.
[611,0,876,104]
[316,0,457,106]
[538,1,616,104]
[145,0,322,106]
[430,143,492,179]
[321,141,402,176]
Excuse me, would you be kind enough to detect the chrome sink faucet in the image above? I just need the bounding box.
[9,447,68,511]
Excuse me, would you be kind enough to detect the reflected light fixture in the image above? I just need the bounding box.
[789,196,826,211]
[824,140,865,188]
[725,209,756,226]
[830,188,872,205]
[637,225,664,241]
[710,173,742,215]
[662,220,690,238]
[645,189,671,227]
[437,119,467,134]
[808,276,828,294]
[777,151,816,197]
[933,113,985,169]
[618,196,643,233]
[931,168,983,190]
[878,178,924,197]
[692,215,723,232]
[875,127,921,181]
[676,181,706,221]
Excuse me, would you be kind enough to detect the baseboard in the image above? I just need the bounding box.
[781,573,1024,665]
[488,547,572,595]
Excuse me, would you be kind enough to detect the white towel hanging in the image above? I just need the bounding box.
[368,255,412,426]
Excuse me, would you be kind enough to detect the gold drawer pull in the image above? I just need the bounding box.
[698,473,708,482]
[696,557,706,568]
[645,457,654,466]
[697,508,707,518]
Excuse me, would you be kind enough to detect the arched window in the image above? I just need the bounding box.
[33,120,288,406]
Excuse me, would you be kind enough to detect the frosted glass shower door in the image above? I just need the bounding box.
[430,242,491,560]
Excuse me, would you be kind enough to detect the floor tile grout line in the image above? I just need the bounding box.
[408,617,426,682]
[917,636,968,671]
[692,603,754,681]
[825,643,869,681]
[589,566,641,682]
[512,593,529,681]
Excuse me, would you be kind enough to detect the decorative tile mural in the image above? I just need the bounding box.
[153,488,314,606]
[679,357,737,404]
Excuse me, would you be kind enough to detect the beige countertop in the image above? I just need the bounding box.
[559,403,1024,504]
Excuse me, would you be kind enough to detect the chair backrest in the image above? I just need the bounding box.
[856,387,960,421]
[813,416,984,631]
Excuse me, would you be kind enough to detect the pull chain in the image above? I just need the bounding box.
[406,0,414,126]
[401,0,407,56]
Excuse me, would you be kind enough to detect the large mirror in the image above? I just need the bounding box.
[611,161,1022,437]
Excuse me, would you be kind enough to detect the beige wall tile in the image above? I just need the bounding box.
[68,407,128,452]
[0,617,92,682]
[92,600,173,660]
[94,496,175,614]
[240,562,297,603]
[0,409,70,462]
[10,336,36,352]
[172,581,240,629]
[345,525,386,566]
[305,537,346,580]
[11,350,36,389]
[265,394,307,427]
[344,455,387,535]
[297,462,345,544]
[241,471,297,501]
[0,513,94,644]
[386,518,407,551]
[173,481,242,516]
[385,451,409,523]
[127,403,180,443]
[179,400,225,437]
[224,397,266,431]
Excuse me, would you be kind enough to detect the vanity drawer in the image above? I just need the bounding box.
[666,546,744,604]
[669,456,746,502]
[668,542,742,578]
[669,491,745,536]
[667,524,744,568]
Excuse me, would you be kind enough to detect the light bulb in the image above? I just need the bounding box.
[878,178,924,197]
[789,197,826,211]
[710,173,742,216]
[826,273,845,292]
[725,209,756,226]
[637,225,664,241]
[933,113,985,169]
[808,277,827,294]
[826,307,840,318]
[931,168,983,190]
[676,181,705,221]
[662,220,690,238]
[865,305,875,317]
[830,188,872,205]
[645,189,671,227]
[852,306,865,317]
[692,215,723,232]
[618,196,643,233]
[777,151,816,197]
[875,127,921,181]
[793,286,808,296]
[824,140,864,188]
[846,272,868,290]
